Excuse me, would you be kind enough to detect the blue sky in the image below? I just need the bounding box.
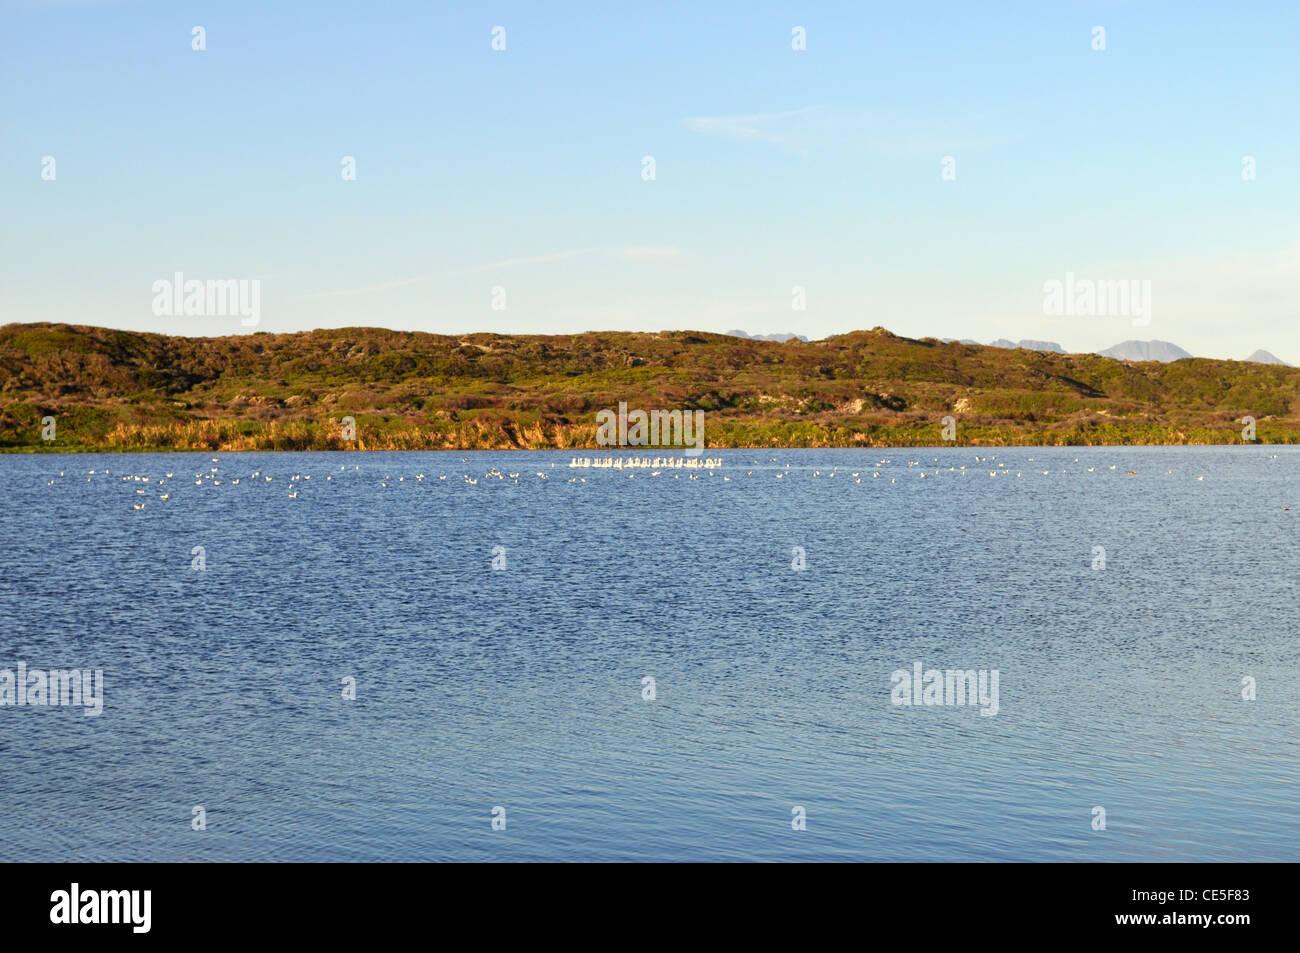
[3,0,1298,361]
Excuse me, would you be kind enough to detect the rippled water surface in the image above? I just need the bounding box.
[1,447,1297,861]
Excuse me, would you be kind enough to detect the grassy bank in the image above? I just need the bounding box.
[2,323,1296,451]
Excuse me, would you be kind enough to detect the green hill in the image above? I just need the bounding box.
[1,322,1295,450]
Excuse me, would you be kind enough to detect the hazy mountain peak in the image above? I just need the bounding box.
[1246,349,1291,366]
[1014,339,1065,353]
[1097,340,1192,362]
[724,330,809,342]
[986,338,1065,352]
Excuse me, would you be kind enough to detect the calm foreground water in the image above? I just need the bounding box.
[0,446,1296,862]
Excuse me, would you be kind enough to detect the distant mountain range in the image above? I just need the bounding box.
[943,337,1067,353]
[724,330,809,343]
[941,337,1289,365]
[992,339,1066,353]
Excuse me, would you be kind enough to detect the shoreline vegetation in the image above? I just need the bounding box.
[2,322,1297,452]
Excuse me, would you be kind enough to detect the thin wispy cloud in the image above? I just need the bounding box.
[684,107,827,146]
[684,107,1011,158]
[293,247,681,301]
[488,250,588,268]
[615,246,682,261]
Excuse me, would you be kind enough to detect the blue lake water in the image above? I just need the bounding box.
[0,446,1297,861]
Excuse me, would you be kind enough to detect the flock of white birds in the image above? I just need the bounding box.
[33,451,1256,513]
